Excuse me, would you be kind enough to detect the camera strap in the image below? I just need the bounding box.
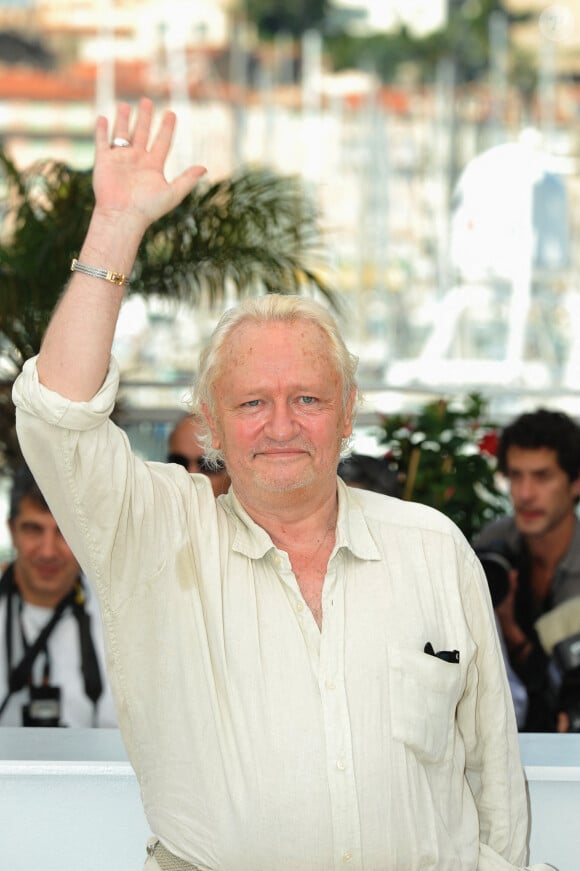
[0,566,103,720]
[69,585,103,706]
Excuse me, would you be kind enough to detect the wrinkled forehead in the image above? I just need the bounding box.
[219,317,339,372]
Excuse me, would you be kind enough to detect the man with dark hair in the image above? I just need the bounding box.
[497,408,580,486]
[474,408,580,731]
[0,464,116,727]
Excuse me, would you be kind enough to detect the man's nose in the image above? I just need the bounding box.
[515,477,535,502]
[265,401,298,440]
[37,531,60,558]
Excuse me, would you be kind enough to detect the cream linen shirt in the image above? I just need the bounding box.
[13,357,553,871]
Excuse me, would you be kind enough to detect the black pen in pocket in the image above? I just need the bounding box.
[424,642,460,663]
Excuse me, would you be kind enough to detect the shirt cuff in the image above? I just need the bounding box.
[12,355,120,431]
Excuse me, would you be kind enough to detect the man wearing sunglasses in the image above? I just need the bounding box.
[167,414,230,497]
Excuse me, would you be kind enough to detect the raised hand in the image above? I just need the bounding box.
[37,98,207,401]
[92,98,206,232]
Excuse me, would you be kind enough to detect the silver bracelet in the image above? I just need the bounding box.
[70,258,130,287]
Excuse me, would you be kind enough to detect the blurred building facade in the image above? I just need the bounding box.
[2,2,580,403]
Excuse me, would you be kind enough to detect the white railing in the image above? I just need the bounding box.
[0,729,578,871]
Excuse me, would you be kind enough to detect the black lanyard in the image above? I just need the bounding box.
[16,600,51,685]
[0,566,103,721]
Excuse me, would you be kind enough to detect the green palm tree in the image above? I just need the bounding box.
[0,148,334,469]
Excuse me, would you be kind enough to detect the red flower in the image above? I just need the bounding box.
[479,431,499,457]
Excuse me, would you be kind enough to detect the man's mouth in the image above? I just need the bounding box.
[34,565,62,579]
[516,508,543,521]
[255,446,309,458]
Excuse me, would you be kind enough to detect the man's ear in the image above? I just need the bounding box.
[201,403,221,450]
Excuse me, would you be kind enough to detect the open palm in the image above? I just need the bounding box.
[92,99,205,228]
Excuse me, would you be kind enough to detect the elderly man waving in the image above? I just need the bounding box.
[13,99,553,871]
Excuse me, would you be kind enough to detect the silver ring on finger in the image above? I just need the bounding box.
[111,137,131,148]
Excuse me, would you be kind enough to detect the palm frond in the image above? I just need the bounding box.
[131,167,334,304]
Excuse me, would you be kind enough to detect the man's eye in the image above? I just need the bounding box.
[300,396,316,405]
[243,399,261,407]
[21,525,43,536]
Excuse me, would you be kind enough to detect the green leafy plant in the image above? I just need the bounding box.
[378,393,510,541]
[0,148,334,470]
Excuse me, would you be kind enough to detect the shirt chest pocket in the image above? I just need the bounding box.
[388,646,463,765]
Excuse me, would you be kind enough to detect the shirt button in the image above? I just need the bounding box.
[296,602,304,612]
[336,759,345,771]
[325,679,336,690]
[342,851,353,862]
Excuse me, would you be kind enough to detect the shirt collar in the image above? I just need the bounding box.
[335,478,382,561]
[223,478,381,562]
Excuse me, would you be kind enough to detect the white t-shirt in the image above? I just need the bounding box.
[0,575,117,728]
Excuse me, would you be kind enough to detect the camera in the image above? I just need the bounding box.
[21,684,62,727]
[554,633,580,733]
[474,542,517,608]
